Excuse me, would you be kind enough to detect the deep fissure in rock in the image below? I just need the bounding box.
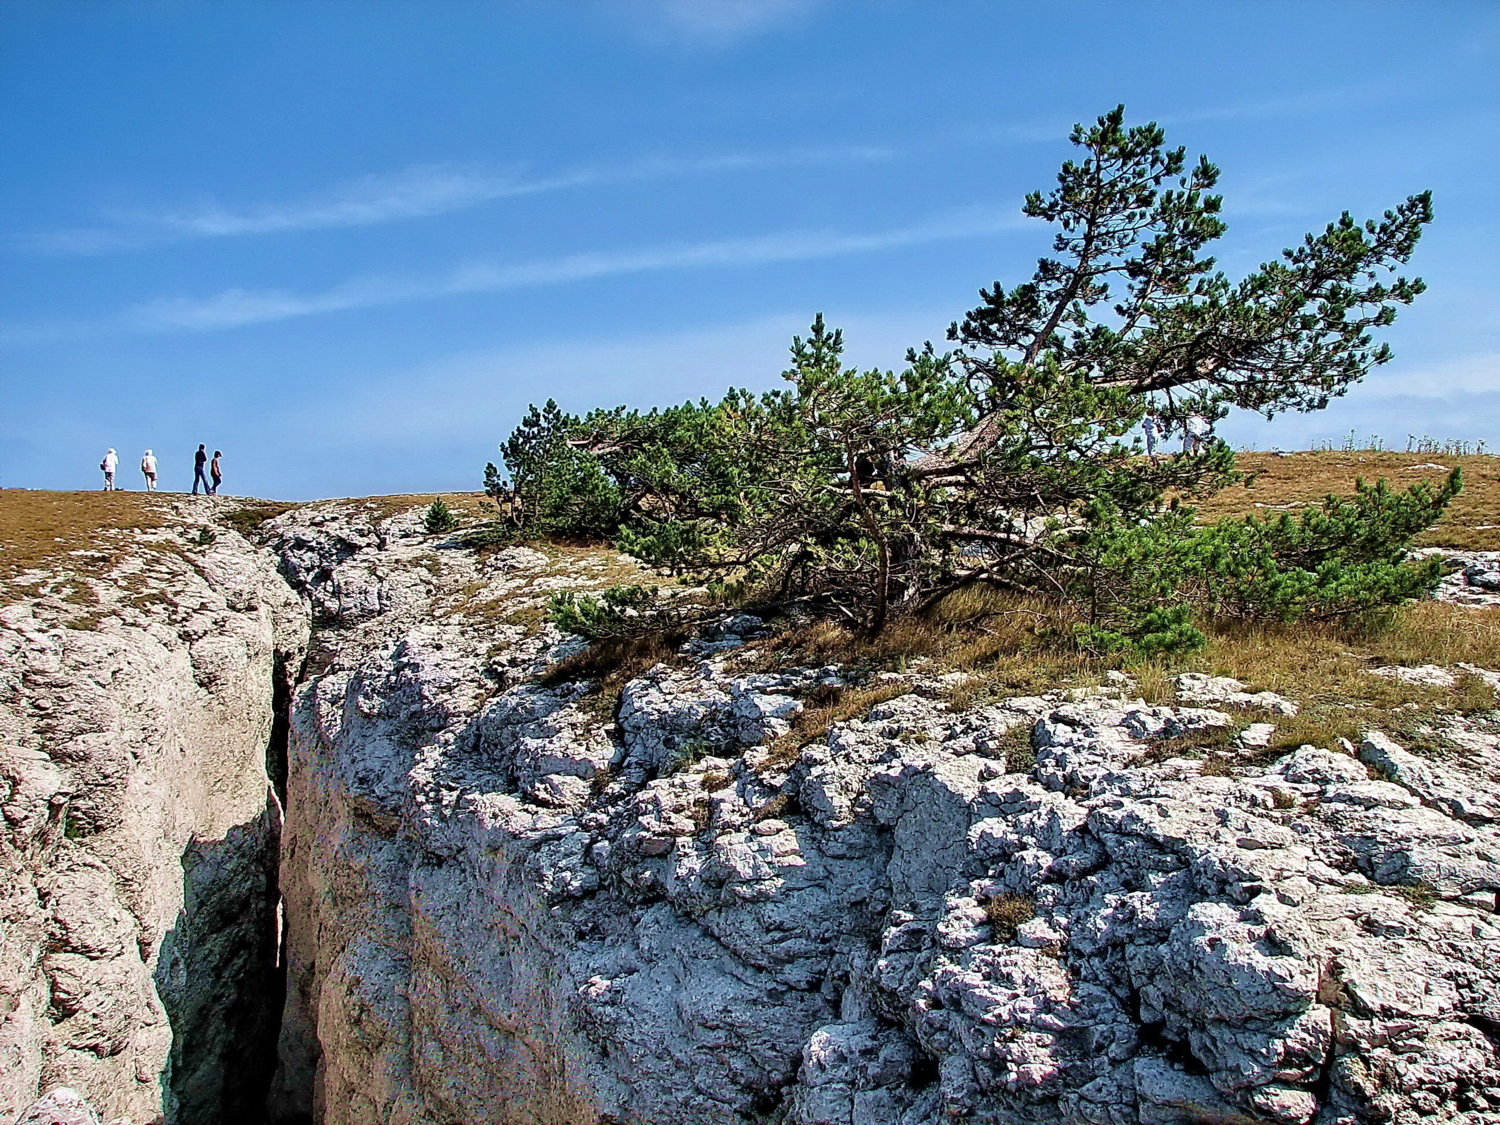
[155,652,305,1125]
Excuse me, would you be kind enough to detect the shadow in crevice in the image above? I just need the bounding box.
[267,646,307,802]
[154,796,284,1125]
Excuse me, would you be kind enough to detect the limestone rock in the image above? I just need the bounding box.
[0,523,309,1123]
[1370,663,1458,688]
[1175,672,1299,716]
[10,1087,102,1125]
[267,540,1500,1125]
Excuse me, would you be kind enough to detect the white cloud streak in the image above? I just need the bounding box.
[24,145,891,254]
[626,0,822,49]
[123,205,1027,332]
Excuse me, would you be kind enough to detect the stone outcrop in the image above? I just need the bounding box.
[263,503,1500,1125]
[1416,548,1500,608]
[7,494,1498,1124]
[1,510,308,1123]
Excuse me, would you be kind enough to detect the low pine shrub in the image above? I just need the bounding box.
[425,499,459,535]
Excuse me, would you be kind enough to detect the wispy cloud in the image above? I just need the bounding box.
[954,83,1401,152]
[286,306,943,441]
[1363,351,1500,399]
[624,0,822,49]
[1158,83,1399,128]
[23,145,891,254]
[122,205,1027,332]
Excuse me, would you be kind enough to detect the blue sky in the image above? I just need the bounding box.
[2,0,1497,499]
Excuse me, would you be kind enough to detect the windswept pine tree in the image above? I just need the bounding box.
[485,107,1454,654]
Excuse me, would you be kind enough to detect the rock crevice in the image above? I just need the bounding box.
[8,499,1500,1125]
[2,518,309,1124]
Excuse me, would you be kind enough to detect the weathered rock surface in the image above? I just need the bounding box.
[8,495,1498,1124]
[1,511,308,1123]
[264,505,1500,1125]
[1418,548,1500,608]
[10,1087,102,1125]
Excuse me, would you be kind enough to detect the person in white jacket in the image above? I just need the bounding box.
[140,449,158,491]
[100,448,118,490]
[1182,414,1210,454]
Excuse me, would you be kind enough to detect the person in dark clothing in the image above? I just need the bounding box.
[193,444,210,494]
[209,451,223,495]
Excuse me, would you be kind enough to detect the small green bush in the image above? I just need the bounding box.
[425,499,460,535]
[549,585,668,641]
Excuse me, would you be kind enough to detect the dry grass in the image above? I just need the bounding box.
[760,681,914,769]
[216,498,296,539]
[1177,602,1500,705]
[540,632,687,718]
[992,724,1038,773]
[314,490,494,524]
[736,579,1499,772]
[1135,722,1245,764]
[0,489,172,581]
[1126,602,1500,761]
[1199,451,1500,550]
[982,893,1035,940]
[736,586,1088,693]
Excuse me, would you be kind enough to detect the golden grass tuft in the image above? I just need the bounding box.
[540,632,687,719]
[982,893,1035,940]
[760,681,913,769]
[215,498,297,539]
[321,490,493,525]
[1195,450,1500,551]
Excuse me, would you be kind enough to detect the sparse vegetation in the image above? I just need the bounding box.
[1136,722,1244,764]
[540,631,687,719]
[502,107,1445,658]
[216,499,296,540]
[761,681,913,769]
[1392,882,1438,910]
[424,498,460,535]
[983,893,1035,940]
[1196,451,1500,552]
[0,489,169,581]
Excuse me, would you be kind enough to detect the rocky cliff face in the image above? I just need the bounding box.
[1,506,308,1124]
[6,496,1498,1125]
[259,503,1500,1125]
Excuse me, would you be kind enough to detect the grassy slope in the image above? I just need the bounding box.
[4,458,1496,768]
[0,490,493,580]
[7,452,1492,577]
[1199,451,1500,551]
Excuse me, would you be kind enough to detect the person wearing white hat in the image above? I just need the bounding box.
[141,449,158,491]
[100,448,118,490]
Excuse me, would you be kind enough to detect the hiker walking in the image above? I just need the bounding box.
[140,449,158,491]
[209,451,223,495]
[192,444,210,494]
[1182,414,1209,455]
[1142,412,1167,463]
[100,448,118,490]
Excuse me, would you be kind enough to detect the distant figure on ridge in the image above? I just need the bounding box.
[1141,411,1166,463]
[193,444,210,494]
[209,450,223,495]
[1182,414,1209,455]
[141,449,158,491]
[100,448,118,490]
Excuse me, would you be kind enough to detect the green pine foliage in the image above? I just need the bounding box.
[501,401,624,537]
[424,499,459,535]
[485,107,1449,654]
[549,585,682,642]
